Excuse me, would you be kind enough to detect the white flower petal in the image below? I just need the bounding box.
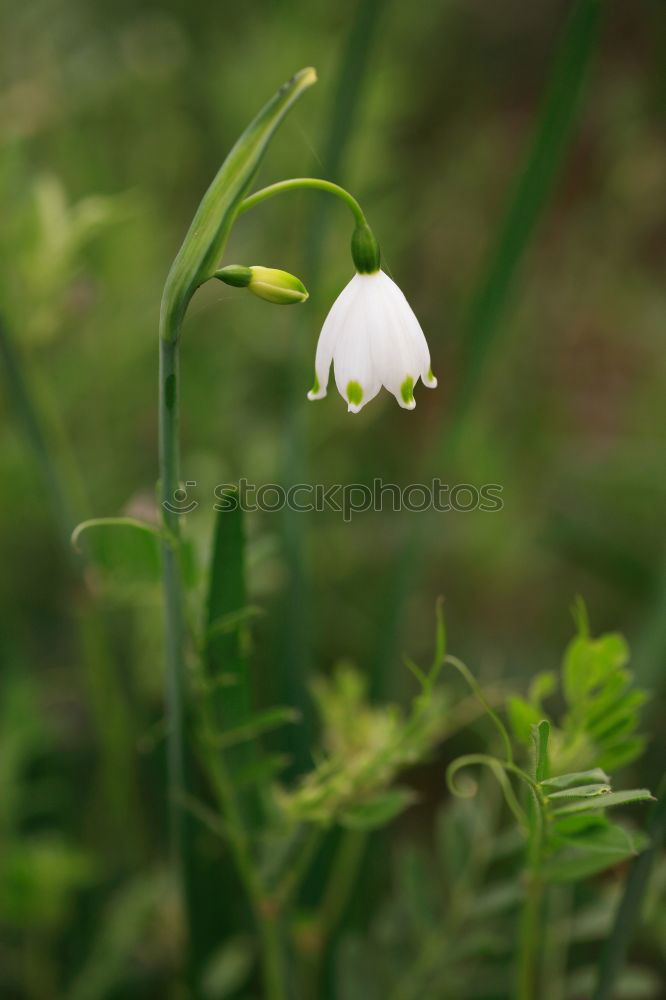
[333,282,381,412]
[381,272,432,380]
[369,279,419,409]
[307,276,360,400]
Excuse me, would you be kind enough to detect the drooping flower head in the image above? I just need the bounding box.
[307,224,437,413]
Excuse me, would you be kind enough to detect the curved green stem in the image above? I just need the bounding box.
[446,753,534,831]
[238,177,367,227]
[444,655,514,764]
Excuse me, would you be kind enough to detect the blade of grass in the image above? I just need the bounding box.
[371,0,603,695]
[205,491,252,731]
[0,313,142,860]
[188,491,254,978]
[634,550,666,689]
[277,0,388,773]
[0,313,75,539]
[592,777,666,1000]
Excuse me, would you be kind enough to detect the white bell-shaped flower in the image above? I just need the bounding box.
[307,270,437,413]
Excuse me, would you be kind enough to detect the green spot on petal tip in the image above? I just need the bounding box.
[347,380,363,406]
[400,376,415,405]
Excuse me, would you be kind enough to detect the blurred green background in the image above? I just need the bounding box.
[1,0,664,995]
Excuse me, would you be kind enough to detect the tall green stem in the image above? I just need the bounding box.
[517,872,544,1000]
[516,790,546,1000]
[158,331,195,972]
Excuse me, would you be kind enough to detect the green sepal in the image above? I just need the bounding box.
[215,265,252,287]
[160,67,316,341]
[351,221,380,273]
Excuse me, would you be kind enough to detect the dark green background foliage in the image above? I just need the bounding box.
[0,0,664,996]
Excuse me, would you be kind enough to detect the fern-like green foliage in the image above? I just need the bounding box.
[508,598,648,774]
[275,662,449,830]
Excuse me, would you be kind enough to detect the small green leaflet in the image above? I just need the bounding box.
[71,517,161,585]
[542,823,649,883]
[552,788,654,817]
[532,719,550,782]
[547,783,611,800]
[541,768,610,790]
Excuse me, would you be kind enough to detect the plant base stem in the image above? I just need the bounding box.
[517,874,544,1000]
[159,334,200,988]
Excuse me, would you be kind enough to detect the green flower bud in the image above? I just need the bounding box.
[351,222,380,274]
[249,266,309,304]
[214,265,308,304]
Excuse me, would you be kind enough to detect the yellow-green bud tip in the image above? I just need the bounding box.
[248,266,309,305]
[299,67,317,87]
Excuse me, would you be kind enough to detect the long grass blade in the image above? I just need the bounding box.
[205,491,252,731]
[0,313,141,858]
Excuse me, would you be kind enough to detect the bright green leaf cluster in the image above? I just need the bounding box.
[508,601,648,774]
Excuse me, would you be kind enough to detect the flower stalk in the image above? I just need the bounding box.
[157,68,317,990]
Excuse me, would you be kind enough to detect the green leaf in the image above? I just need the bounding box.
[552,788,654,817]
[547,783,611,800]
[528,670,557,705]
[204,496,252,733]
[588,691,647,742]
[543,824,648,882]
[584,669,632,723]
[507,696,541,744]
[563,631,629,705]
[340,787,417,831]
[532,719,550,782]
[542,768,611,790]
[71,518,162,585]
[553,812,609,837]
[598,736,646,773]
[160,67,316,339]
